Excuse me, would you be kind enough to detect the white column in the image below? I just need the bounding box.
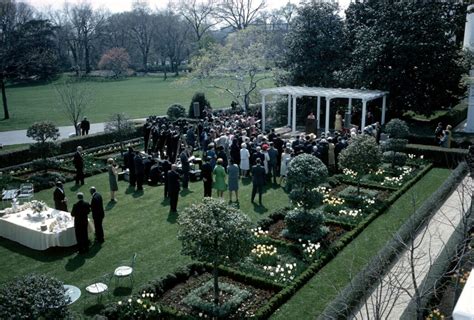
[325,98,331,135]
[317,96,321,129]
[287,95,291,127]
[348,98,352,114]
[292,95,297,134]
[381,95,387,125]
[361,100,367,130]
[261,95,266,132]
[465,71,474,132]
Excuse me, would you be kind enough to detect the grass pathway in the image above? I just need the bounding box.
[270,168,451,320]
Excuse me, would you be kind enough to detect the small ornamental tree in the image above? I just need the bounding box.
[105,113,135,155]
[167,103,186,121]
[177,198,254,313]
[26,121,59,160]
[284,154,329,241]
[384,118,410,168]
[188,92,211,118]
[339,135,382,194]
[98,47,131,77]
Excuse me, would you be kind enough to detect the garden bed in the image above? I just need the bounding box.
[158,272,276,319]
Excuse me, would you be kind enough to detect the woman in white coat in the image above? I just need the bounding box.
[240,143,250,177]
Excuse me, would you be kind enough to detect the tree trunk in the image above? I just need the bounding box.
[213,260,219,314]
[163,62,168,81]
[143,54,148,73]
[0,74,9,120]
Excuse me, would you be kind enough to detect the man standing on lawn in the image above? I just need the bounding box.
[251,158,266,206]
[167,164,180,213]
[53,181,68,211]
[80,117,90,135]
[71,192,90,254]
[73,146,85,186]
[89,187,105,243]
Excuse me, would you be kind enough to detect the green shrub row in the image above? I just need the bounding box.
[318,162,466,319]
[0,127,142,169]
[102,263,283,319]
[405,144,468,168]
[254,163,434,319]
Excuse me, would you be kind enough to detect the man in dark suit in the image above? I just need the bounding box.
[161,159,172,198]
[53,181,68,211]
[71,192,90,253]
[201,156,213,197]
[124,147,136,188]
[89,187,105,243]
[134,151,145,191]
[179,146,190,190]
[167,164,180,213]
[80,117,90,135]
[73,146,85,185]
[251,158,266,205]
[268,142,278,184]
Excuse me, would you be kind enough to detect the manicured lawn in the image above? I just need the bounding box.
[0,173,289,316]
[269,167,451,319]
[1,75,275,132]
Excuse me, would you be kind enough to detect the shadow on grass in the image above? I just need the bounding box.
[105,201,116,211]
[84,303,106,317]
[70,185,81,192]
[0,238,77,263]
[125,186,135,194]
[161,197,170,206]
[241,178,252,186]
[84,242,102,259]
[65,254,86,271]
[252,202,268,214]
[167,212,178,224]
[113,287,132,297]
[180,189,193,196]
[132,190,144,198]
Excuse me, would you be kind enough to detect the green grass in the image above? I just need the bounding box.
[0,173,289,316]
[269,167,451,320]
[1,75,275,132]
[0,143,30,154]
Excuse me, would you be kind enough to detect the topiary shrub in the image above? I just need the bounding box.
[0,274,69,319]
[167,104,186,121]
[188,92,211,118]
[283,208,329,242]
[384,119,409,168]
[382,151,408,166]
[31,158,61,173]
[30,172,66,191]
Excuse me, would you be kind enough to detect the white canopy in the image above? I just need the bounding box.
[259,86,389,134]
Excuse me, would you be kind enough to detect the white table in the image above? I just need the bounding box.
[0,207,82,250]
[453,268,474,320]
[64,285,81,305]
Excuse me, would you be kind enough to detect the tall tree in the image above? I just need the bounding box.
[215,0,266,30]
[178,0,217,46]
[343,1,468,116]
[0,1,58,120]
[55,79,93,136]
[280,1,347,87]
[66,3,106,74]
[127,1,154,72]
[191,26,272,111]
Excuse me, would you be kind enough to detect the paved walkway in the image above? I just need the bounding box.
[354,176,472,319]
[0,123,106,146]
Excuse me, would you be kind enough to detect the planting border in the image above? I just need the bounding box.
[318,162,467,319]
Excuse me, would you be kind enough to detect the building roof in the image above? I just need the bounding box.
[260,86,388,101]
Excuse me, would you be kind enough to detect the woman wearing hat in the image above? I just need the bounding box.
[240,143,250,177]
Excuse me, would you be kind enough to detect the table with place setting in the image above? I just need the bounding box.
[0,201,93,250]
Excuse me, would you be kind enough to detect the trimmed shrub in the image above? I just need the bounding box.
[283,208,329,242]
[167,104,186,121]
[183,280,251,317]
[188,92,211,119]
[0,274,69,319]
[31,158,61,172]
[30,172,66,191]
[382,151,408,166]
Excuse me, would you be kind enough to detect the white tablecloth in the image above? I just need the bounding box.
[453,268,474,320]
[0,207,80,250]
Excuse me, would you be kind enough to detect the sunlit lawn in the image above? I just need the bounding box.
[0,172,289,316]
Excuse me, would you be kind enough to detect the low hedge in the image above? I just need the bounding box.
[102,263,282,319]
[253,163,433,319]
[0,126,142,169]
[405,144,468,168]
[319,162,467,319]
